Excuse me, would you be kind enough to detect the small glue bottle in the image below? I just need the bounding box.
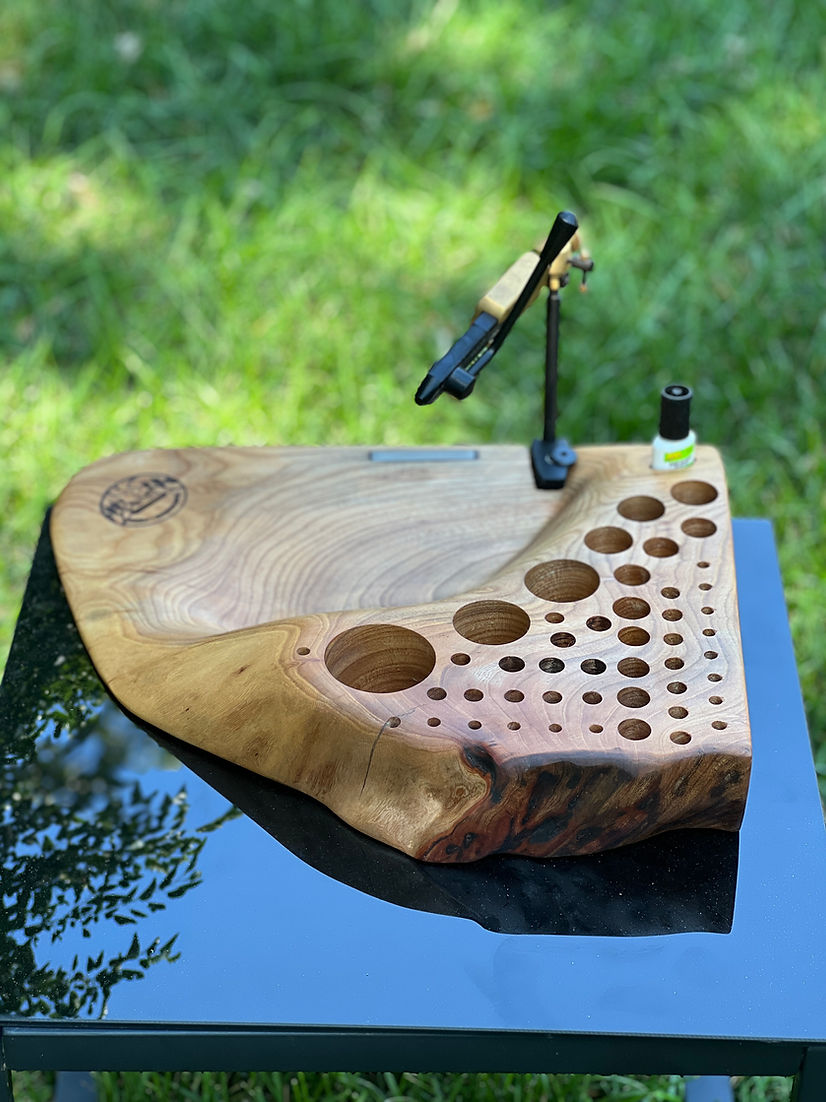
[651,384,696,470]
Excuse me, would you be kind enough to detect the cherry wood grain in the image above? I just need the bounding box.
[51,444,751,861]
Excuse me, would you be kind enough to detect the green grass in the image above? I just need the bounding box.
[8,1071,795,1102]
[2,0,824,1097]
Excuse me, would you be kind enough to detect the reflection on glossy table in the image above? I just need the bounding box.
[0,516,825,1100]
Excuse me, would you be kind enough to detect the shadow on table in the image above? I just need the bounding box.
[3,511,739,944]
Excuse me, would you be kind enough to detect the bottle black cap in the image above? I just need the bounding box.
[659,383,692,440]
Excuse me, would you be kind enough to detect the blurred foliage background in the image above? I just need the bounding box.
[1,0,824,1098]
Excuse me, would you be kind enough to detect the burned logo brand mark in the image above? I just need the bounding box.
[100,474,187,526]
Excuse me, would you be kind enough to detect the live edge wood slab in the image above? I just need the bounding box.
[51,444,751,863]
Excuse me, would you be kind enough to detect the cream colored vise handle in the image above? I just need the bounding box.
[473,230,590,322]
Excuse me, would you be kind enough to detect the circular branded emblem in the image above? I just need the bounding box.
[99,474,188,526]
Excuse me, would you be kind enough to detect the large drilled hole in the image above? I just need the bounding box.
[584,526,633,553]
[670,731,692,745]
[613,596,651,619]
[617,687,650,708]
[619,718,651,741]
[682,518,717,538]
[617,495,665,521]
[525,560,600,602]
[551,632,576,648]
[453,600,530,644]
[644,537,679,558]
[672,480,718,505]
[614,564,650,586]
[325,624,436,693]
[618,657,650,678]
[618,626,649,646]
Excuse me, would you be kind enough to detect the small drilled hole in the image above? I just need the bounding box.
[451,653,470,665]
[427,687,447,700]
[701,606,714,615]
[297,646,310,656]
[584,526,633,553]
[708,673,722,683]
[703,628,717,637]
[427,717,441,727]
[698,561,710,568]
[499,655,525,672]
[618,626,649,646]
[704,650,718,659]
[468,720,481,730]
[664,633,683,645]
[668,682,687,694]
[662,609,683,621]
[581,659,607,675]
[587,616,612,631]
[614,564,650,586]
[543,690,562,704]
[507,721,521,731]
[387,716,401,728]
[699,582,713,591]
[619,718,651,740]
[545,612,565,623]
[661,587,680,599]
[617,687,650,708]
[669,706,688,719]
[617,495,665,521]
[709,695,723,704]
[644,537,679,557]
[672,480,718,505]
[712,721,728,730]
[549,723,562,733]
[613,597,651,619]
[464,689,483,702]
[618,657,649,678]
[670,731,691,745]
[682,518,717,538]
[540,657,565,673]
[551,632,576,648]
[589,724,603,733]
[665,657,684,670]
[583,691,602,704]
[504,689,524,702]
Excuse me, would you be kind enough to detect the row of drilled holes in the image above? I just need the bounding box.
[426,682,727,716]
[398,715,720,743]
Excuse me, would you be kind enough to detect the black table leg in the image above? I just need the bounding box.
[792,1045,826,1102]
[685,1076,734,1102]
[54,1071,98,1101]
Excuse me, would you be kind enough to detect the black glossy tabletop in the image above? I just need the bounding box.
[1,516,825,1043]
